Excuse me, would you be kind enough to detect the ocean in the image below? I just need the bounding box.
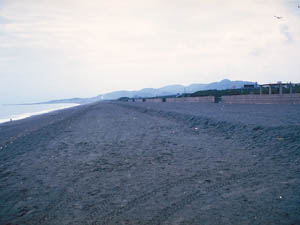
[0,103,79,124]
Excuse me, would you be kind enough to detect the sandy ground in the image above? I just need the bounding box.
[0,102,299,225]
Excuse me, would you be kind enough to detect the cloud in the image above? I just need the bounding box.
[280,24,293,43]
[249,48,264,56]
[0,0,300,103]
[0,15,12,24]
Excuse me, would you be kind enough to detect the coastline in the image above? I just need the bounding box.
[0,103,80,124]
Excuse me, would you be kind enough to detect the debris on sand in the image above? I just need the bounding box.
[276,136,284,141]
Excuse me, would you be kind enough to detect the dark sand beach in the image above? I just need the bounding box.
[0,102,300,225]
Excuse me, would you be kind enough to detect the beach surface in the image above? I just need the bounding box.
[0,102,300,225]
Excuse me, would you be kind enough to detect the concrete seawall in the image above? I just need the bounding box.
[165,96,215,103]
[141,96,215,103]
[221,94,300,104]
[132,94,300,104]
[144,98,163,103]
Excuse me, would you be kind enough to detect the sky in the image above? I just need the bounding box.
[0,0,300,103]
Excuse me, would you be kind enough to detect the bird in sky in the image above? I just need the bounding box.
[274,16,283,19]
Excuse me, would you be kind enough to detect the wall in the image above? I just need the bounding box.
[221,94,300,104]
[165,96,215,103]
[144,98,163,103]
[131,96,215,103]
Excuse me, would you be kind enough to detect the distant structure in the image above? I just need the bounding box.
[259,82,294,95]
[121,81,299,104]
[243,82,258,92]
[243,84,256,89]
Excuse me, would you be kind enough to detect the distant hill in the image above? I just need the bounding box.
[38,95,103,104]
[38,79,254,104]
[101,79,254,100]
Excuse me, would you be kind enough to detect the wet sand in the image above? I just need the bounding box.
[0,102,300,225]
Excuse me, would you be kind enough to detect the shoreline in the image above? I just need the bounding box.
[0,103,80,124]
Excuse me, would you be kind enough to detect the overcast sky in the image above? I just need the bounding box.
[0,0,300,103]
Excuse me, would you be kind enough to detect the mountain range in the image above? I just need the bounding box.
[42,79,254,104]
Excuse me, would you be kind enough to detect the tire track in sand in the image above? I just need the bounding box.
[144,169,256,225]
